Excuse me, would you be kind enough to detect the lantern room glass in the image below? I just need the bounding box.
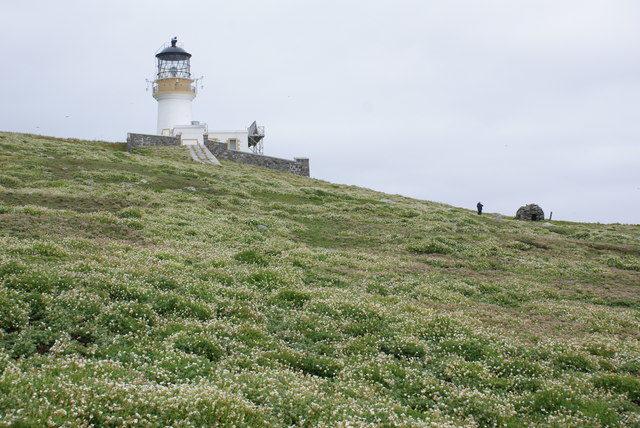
[157,57,191,79]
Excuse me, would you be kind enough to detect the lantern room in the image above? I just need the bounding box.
[155,37,192,79]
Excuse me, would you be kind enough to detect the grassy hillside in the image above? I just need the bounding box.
[0,131,639,426]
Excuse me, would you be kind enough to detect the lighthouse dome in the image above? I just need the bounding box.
[156,37,192,60]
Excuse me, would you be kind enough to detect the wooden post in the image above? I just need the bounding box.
[549,211,553,221]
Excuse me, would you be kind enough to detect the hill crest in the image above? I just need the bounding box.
[0,132,639,426]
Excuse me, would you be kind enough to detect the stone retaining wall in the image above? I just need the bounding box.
[126,133,180,150]
[125,133,310,177]
[204,140,310,177]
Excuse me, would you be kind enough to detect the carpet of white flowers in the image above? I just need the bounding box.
[0,132,639,426]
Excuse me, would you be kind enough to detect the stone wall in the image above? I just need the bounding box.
[126,133,180,150]
[293,157,310,177]
[204,140,310,177]
[125,133,310,177]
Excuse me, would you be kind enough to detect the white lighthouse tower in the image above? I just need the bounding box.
[151,37,206,144]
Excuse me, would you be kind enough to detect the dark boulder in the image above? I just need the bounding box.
[515,204,545,221]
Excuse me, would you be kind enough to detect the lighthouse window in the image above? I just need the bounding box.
[157,59,191,79]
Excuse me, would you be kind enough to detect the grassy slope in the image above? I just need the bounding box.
[0,132,639,426]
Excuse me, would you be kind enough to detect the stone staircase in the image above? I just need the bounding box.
[188,144,221,166]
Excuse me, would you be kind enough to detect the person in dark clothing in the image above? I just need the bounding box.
[477,202,483,215]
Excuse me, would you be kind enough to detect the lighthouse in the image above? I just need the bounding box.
[152,37,206,144]
[128,38,308,173]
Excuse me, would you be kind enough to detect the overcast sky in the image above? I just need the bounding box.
[3,0,639,224]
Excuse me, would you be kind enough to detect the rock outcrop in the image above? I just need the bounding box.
[515,204,545,221]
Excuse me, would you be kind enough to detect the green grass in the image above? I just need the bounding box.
[0,131,639,426]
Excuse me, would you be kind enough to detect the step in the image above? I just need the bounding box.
[189,144,220,166]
